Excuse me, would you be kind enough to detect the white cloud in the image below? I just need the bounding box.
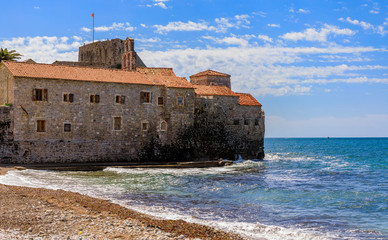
[93,22,135,32]
[2,35,385,97]
[73,36,83,41]
[154,21,215,34]
[137,37,160,43]
[0,36,82,63]
[203,36,249,47]
[139,45,385,96]
[280,24,355,42]
[370,10,379,14]
[339,17,387,36]
[257,35,273,43]
[146,0,169,9]
[298,8,310,14]
[81,27,91,32]
[34,6,40,10]
[154,15,252,34]
[268,24,280,28]
[252,11,266,18]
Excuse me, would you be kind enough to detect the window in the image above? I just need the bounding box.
[157,97,164,106]
[114,117,122,130]
[160,121,167,131]
[64,123,71,132]
[233,119,240,125]
[115,95,125,104]
[90,94,100,103]
[63,93,74,103]
[37,120,45,132]
[142,122,149,131]
[254,119,259,126]
[177,96,184,106]
[32,89,48,101]
[140,92,151,103]
[244,119,249,125]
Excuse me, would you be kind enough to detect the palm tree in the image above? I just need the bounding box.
[0,48,22,62]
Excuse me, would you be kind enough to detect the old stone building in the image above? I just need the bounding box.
[0,37,264,164]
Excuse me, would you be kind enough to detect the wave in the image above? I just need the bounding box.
[0,168,336,240]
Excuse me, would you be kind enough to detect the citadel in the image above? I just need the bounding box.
[0,38,264,164]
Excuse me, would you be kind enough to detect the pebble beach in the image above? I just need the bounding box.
[0,167,242,240]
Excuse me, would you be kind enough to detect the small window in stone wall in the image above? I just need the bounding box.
[244,119,249,125]
[114,117,122,130]
[160,121,167,131]
[177,96,184,106]
[90,94,100,103]
[140,92,151,103]
[37,120,46,132]
[158,97,164,106]
[142,122,149,131]
[32,89,48,101]
[64,123,71,132]
[255,119,259,126]
[115,95,125,104]
[63,93,74,103]
[233,119,240,125]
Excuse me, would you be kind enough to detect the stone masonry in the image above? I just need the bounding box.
[0,37,264,164]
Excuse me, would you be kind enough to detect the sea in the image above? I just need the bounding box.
[1,138,387,240]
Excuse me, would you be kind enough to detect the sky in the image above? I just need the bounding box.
[1,0,387,137]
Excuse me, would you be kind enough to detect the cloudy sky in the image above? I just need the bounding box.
[1,0,387,137]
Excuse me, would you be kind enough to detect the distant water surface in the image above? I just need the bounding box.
[1,138,387,240]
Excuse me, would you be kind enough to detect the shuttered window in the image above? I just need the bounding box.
[140,92,151,103]
[32,89,48,101]
[63,93,74,103]
[37,120,46,132]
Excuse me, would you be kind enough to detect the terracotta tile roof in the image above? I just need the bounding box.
[236,93,262,106]
[194,85,262,106]
[146,75,194,89]
[190,69,231,78]
[2,61,193,88]
[137,67,176,76]
[193,85,239,96]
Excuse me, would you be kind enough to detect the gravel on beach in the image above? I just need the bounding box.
[0,168,243,240]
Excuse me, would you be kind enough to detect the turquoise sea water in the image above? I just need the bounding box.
[1,138,387,239]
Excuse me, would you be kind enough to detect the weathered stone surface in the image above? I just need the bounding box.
[76,39,146,69]
[0,38,265,164]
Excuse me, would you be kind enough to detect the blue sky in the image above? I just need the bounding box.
[1,0,387,137]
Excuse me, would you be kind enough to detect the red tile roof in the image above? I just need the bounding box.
[236,93,262,106]
[2,61,192,88]
[146,75,193,89]
[190,69,231,78]
[137,67,176,76]
[194,85,261,106]
[194,85,239,96]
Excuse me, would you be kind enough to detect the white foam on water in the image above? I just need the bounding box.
[105,160,265,176]
[109,198,337,240]
[0,168,337,240]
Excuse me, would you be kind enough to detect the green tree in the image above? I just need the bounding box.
[0,48,22,62]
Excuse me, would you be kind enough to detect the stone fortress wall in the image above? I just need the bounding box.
[0,38,265,164]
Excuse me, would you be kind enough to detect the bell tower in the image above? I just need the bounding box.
[122,37,137,71]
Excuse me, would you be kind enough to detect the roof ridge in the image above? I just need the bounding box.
[5,60,136,73]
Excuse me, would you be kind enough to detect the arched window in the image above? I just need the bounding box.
[160,121,167,131]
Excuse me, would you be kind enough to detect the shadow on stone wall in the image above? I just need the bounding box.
[138,109,263,162]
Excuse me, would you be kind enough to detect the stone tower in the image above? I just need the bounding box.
[122,38,137,71]
[189,69,231,89]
